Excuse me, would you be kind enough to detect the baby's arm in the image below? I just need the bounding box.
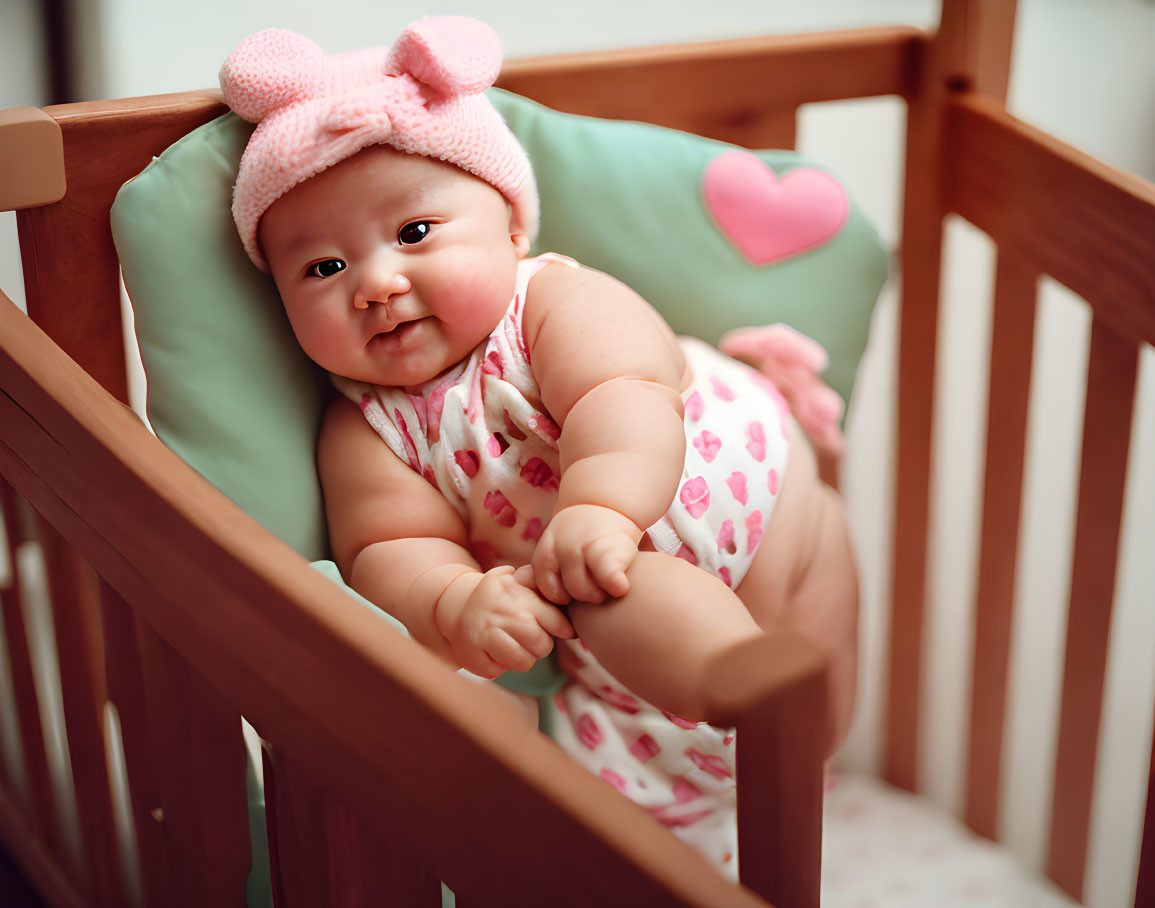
[523,264,688,604]
[318,397,574,677]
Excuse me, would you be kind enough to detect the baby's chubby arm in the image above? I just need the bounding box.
[523,263,688,604]
[318,397,574,678]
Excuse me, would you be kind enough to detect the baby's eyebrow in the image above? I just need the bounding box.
[277,230,325,262]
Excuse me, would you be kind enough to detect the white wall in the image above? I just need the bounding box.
[3,2,1153,906]
[1,0,48,312]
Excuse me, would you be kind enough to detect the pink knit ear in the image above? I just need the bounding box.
[219,29,325,123]
[388,16,502,97]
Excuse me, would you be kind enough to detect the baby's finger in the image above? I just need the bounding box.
[507,620,556,660]
[458,646,505,680]
[557,544,605,604]
[532,540,570,605]
[532,601,575,640]
[513,564,538,589]
[482,629,537,674]
[585,536,635,598]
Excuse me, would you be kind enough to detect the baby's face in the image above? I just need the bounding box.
[260,145,529,386]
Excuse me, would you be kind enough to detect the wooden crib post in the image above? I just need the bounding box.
[14,92,222,401]
[885,0,1017,794]
[706,633,828,908]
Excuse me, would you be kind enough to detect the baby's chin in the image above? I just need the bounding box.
[346,346,461,388]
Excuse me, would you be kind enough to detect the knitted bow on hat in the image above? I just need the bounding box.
[220,17,538,270]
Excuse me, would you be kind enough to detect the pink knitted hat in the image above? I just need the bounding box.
[220,17,539,271]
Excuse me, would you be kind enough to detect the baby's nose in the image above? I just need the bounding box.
[353,265,412,310]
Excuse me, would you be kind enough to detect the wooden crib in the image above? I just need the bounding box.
[0,0,1151,905]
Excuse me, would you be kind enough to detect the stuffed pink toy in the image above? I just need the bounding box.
[721,324,846,458]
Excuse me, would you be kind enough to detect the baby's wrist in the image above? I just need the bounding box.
[433,569,482,639]
[556,455,676,532]
[556,502,645,535]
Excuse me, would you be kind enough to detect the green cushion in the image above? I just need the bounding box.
[113,113,330,561]
[492,89,889,404]
[110,89,886,683]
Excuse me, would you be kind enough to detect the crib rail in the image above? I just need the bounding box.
[945,95,1155,347]
[498,25,921,152]
[0,284,795,907]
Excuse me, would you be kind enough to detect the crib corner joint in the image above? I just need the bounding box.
[0,107,66,212]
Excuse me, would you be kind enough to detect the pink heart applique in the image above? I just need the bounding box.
[702,150,849,265]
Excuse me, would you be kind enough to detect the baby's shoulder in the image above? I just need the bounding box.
[521,256,647,339]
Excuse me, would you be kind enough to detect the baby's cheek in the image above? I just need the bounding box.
[445,282,510,339]
[290,309,349,371]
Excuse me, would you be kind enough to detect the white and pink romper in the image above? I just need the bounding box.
[334,253,790,877]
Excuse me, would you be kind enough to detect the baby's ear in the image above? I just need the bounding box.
[510,231,530,259]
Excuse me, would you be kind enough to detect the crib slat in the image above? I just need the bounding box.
[35,519,127,907]
[1136,711,1155,905]
[965,251,1038,840]
[1046,319,1138,901]
[99,581,168,908]
[263,746,331,907]
[136,620,251,908]
[885,60,947,797]
[0,480,62,857]
[0,780,84,908]
[1135,715,1155,908]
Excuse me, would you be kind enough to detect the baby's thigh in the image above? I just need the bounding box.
[737,482,859,751]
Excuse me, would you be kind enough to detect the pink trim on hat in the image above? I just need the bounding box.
[220,17,539,271]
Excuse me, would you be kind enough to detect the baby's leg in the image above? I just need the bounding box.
[565,552,763,721]
[567,424,858,745]
[735,430,859,754]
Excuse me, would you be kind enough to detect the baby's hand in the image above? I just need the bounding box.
[532,504,644,605]
[435,567,575,679]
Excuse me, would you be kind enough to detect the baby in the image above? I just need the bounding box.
[221,17,858,876]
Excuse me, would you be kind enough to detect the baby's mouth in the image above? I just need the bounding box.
[370,317,426,348]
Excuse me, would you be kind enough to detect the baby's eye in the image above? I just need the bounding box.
[398,221,431,245]
[307,259,346,279]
